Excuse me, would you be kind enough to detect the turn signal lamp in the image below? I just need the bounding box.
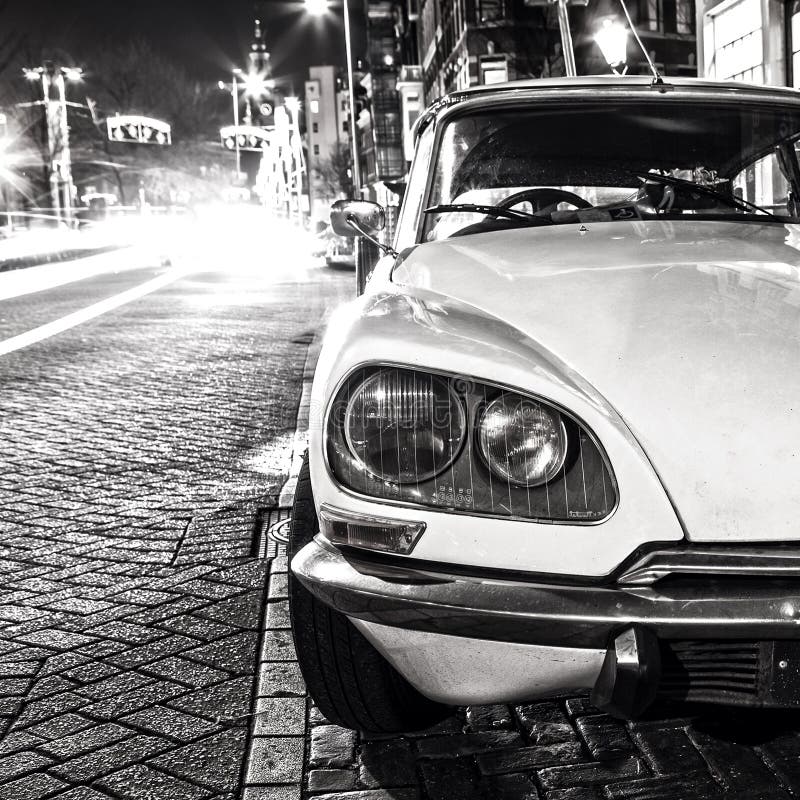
[319,506,425,555]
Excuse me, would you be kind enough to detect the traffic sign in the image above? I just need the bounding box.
[107,115,172,145]
[220,125,272,152]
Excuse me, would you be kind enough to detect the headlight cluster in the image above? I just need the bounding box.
[327,366,616,522]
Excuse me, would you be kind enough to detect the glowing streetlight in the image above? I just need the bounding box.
[595,19,629,73]
[304,0,329,15]
[62,67,84,82]
[243,73,274,98]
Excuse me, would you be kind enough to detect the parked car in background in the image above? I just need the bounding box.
[289,76,800,732]
[325,234,355,269]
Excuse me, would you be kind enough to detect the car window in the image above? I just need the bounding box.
[422,100,800,242]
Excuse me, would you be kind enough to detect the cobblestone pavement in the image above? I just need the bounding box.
[251,533,800,800]
[0,256,351,798]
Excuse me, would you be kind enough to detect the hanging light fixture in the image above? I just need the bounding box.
[595,19,629,73]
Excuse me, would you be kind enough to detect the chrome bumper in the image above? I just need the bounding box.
[292,536,800,650]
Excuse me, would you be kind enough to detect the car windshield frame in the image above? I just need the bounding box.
[414,90,800,244]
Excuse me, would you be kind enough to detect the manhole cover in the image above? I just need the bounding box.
[268,516,292,545]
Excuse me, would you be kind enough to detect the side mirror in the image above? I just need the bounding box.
[330,199,385,238]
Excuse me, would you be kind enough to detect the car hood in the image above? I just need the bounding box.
[392,219,800,543]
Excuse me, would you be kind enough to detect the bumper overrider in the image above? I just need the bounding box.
[292,535,800,718]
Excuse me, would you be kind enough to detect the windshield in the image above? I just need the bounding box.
[422,100,800,242]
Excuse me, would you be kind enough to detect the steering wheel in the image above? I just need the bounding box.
[498,188,592,213]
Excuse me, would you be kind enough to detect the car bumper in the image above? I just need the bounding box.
[292,536,800,714]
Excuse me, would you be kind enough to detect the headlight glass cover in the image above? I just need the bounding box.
[478,395,567,487]
[343,370,466,482]
[327,366,616,523]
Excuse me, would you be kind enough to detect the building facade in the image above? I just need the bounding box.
[305,65,351,222]
[418,0,697,104]
[697,0,793,87]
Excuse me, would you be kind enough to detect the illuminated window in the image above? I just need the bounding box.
[704,0,763,83]
[310,99,320,114]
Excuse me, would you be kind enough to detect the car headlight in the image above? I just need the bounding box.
[344,369,466,482]
[327,366,616,523]
[478,394,567,487]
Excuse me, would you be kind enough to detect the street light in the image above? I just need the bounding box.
[22,63,83,225]
[218,69,244,177]
[595,19,629,74]
[304,0,329,15]
[302,0,361,196]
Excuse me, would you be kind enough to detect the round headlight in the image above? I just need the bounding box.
[344,369,466,483]
[478,394,567,487]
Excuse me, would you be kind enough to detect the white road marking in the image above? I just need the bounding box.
[0,266,191,357]
[0,247,152,301]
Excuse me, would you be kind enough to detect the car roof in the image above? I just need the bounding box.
[415,75,800,138]
[455,74,800,97]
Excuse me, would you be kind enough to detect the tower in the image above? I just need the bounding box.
[249,18,271,77]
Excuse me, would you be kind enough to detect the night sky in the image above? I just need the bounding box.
[5,0,366,91]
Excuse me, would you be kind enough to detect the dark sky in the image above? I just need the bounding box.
[6,0,366,91]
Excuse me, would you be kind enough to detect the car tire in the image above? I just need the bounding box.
[288,452,450,733]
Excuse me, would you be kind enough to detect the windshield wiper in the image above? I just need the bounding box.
[423,204,553,226]
[632,171,777,218]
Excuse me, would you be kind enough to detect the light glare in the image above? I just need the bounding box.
[595,19,629,68]
[304,0,329,15]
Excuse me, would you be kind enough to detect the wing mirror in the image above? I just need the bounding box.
[330,199,397,257]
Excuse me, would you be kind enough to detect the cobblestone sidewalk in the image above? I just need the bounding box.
[0,263,351,798]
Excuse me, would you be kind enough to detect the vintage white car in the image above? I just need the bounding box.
[289,76,800,733]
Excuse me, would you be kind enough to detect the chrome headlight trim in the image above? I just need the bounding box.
[322,362,619,526]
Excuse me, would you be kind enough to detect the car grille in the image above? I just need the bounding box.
[659,640,762,704]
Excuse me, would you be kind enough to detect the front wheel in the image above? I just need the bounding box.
[287,452,449,733]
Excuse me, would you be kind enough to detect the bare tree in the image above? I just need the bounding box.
[86,39,223,141]
[0,0,25,85]
[314,142,353,199]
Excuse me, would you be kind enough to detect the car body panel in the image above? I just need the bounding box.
[352,619,605,705]
[309,280,684,578]
[392,219,800,544]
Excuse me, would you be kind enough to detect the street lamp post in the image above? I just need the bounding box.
[304,0,361,196]
[219,68,277,181]
[24,62,82,226]
[218,70,243,178]
[554,0,577,77]
[232,69,242,178]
